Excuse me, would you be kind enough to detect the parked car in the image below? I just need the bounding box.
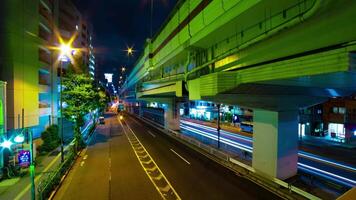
[99,116,105,124]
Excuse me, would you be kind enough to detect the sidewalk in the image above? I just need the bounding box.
[0,120,95,200]
[0,146,70,200]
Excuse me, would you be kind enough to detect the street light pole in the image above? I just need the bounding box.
[217,104,221,149]
[59,61,64,163]
[28,128,35,200]
[150,0,154,38]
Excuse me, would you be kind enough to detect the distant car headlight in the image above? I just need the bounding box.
[119,115,123,120]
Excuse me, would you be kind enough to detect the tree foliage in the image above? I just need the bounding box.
[61,63,98,149]
[62,72,96,123]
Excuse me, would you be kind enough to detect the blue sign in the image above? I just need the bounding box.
[233,114,240,123]
[18,150,30,167]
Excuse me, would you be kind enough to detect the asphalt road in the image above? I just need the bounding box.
[54,113,281,200]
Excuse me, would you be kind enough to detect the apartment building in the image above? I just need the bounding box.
[0,0,92,138]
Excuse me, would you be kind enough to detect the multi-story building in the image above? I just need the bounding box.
[0,0,42,136]
[298,104,323,137]
[88,34,96,79]
[299,95,356,143]
[0,0,90,138]
[323,96,356,142]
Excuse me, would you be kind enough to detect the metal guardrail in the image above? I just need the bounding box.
[137,114,321,200]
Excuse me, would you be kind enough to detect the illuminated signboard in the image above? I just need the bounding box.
[18,150,31,167]
[104,73,113,83]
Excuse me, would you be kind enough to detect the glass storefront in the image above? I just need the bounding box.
[328,123,345,138]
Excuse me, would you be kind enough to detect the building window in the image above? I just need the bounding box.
[332,107,346,114]
[332,107,338,114]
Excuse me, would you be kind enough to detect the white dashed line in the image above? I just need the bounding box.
[170,149,191,165]
[147,131,156,138]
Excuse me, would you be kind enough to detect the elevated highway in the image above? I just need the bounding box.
[120,0,356,181]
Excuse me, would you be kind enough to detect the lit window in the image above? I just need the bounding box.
[332,107,338,114]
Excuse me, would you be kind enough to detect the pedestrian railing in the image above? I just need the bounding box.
[37,145,76,200]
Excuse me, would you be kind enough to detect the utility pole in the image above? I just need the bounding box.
[60,61,64,163]
[217,104,221,149]
[150,0,154,38]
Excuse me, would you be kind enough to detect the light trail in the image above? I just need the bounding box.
[182,120,356,172]
[180,121,356,188]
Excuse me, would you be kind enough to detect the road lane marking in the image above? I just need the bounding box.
[119,117,181,200]
[80,161,85,167]
[83,155,88,160]
[170,149,191,165]
[130,116,141,126]
[148,131,156,138]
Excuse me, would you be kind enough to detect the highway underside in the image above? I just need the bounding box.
[54,112,281,200]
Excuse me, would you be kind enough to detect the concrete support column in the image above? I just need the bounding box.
[252,109,298,180]
[164,99,180,131]
[138,102,143,118]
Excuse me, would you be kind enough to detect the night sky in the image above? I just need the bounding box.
[73,0,177,85]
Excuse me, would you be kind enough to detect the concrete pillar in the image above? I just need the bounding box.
[138,102,143,118]
[252,109,298,180]
[164,99,180,131]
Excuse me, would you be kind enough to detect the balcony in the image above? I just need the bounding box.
[39,49,51,64]
[39,5,51,22]
[39,84,50,93]
[39,26,51,42]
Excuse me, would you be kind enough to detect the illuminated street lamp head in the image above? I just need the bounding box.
[121,67,126,72]
[1,140,13,149]
[14,134,25,143]
[60,44,71,55]
[125,46,135,56]
[127,47,133,55]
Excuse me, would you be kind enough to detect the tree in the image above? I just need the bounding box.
[61,66,97,150]
[96,89,109,114]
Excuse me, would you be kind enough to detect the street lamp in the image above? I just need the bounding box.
[58,42,74,163]
[126,47,134,56]
[0,140,12,149]
[60,44,71,55]
[121,66,126,72]
[0,130,35,200]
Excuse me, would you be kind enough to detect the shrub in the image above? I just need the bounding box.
[40,125,60,153]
